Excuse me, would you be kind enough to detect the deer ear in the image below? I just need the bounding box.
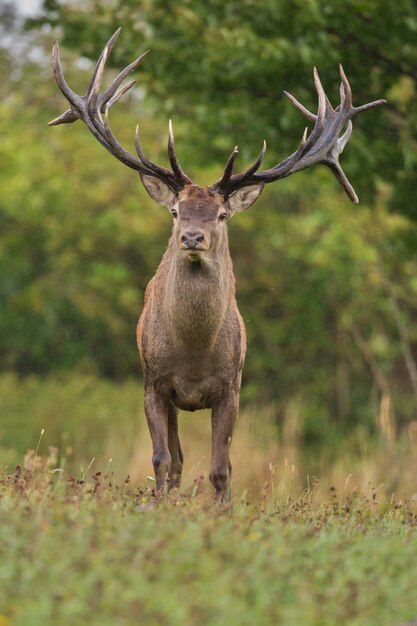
[140,173,177,208]
[227,183,265,214]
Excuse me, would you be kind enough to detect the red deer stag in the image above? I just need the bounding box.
[49,29,385,496]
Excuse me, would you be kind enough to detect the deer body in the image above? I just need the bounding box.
[49,28,385,496]
[136,186,247,492]
[138,242,243,412]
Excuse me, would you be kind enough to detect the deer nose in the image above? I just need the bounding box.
[181,230,205,249]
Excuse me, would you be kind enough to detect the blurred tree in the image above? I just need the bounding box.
[30,0,416,217]
[0,4,171,376]
[0,0,416,446]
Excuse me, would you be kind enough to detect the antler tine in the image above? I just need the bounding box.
[288,67,332,160]
[87,46,110,111]
[99,50,150,111]
[49,29,193,193]
[338,120,353,153]
[354,98,387,114]
[134,124,184,190]
[87,28,122,104]
[284,90,316,122]
[168,120,192,185]
[214,66,385,203]
[327,161,359,204]
[211,141,268,197]
[48,41,82,126]
[245,140,267,175]
[48,109,78,126]
[313,67,327,128]
[338,64,353,112]
[51,40,78,107]
[232,140,267,180]
[338,63,387,115]
[217,146,239,188]
[105,80,136,111]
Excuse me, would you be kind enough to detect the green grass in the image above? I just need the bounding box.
[0,373,143,476]
[2,372,417,502]
[1,466,417,626]
[2,374,417,625]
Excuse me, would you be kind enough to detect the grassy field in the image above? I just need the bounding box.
[1,374,417,625]
[1,373,417,501]
[0,464,417,626]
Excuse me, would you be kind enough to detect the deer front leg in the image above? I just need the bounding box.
[144,387,171,492]
[210,391,239,498]
[167,404,183,490]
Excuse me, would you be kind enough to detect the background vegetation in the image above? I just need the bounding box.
[2,3,417,626]
[1,465,417,626]
[1,0,417,492]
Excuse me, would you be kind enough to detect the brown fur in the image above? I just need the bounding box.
[136,184,250,495]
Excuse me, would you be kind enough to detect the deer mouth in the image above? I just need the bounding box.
[184,248,206,262]
[180,241,208,260]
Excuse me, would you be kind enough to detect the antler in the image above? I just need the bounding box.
[211,65,386,204]
[49,28,192,192]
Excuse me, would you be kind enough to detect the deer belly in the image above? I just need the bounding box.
[170,376,219,411]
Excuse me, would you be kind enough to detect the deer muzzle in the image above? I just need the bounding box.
[180,230,207,251]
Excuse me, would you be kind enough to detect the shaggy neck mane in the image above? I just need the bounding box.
[158,234,235,349]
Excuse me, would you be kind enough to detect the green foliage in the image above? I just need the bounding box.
[32,0,416,214]
[1,467,417,626]
[235,184,417,430]
[0,37,173,376]
[0,1,416,444]
[0,373,143,474]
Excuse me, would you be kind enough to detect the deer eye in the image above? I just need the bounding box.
[171,209,178,218]
[219,212,227,222]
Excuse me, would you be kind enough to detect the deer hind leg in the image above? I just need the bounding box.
[210,392,238,498]
[144,388,171,492]
[167,404,183,490]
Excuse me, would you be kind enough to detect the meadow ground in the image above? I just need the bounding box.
[0,464,417,626]
[1,374,417,625]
